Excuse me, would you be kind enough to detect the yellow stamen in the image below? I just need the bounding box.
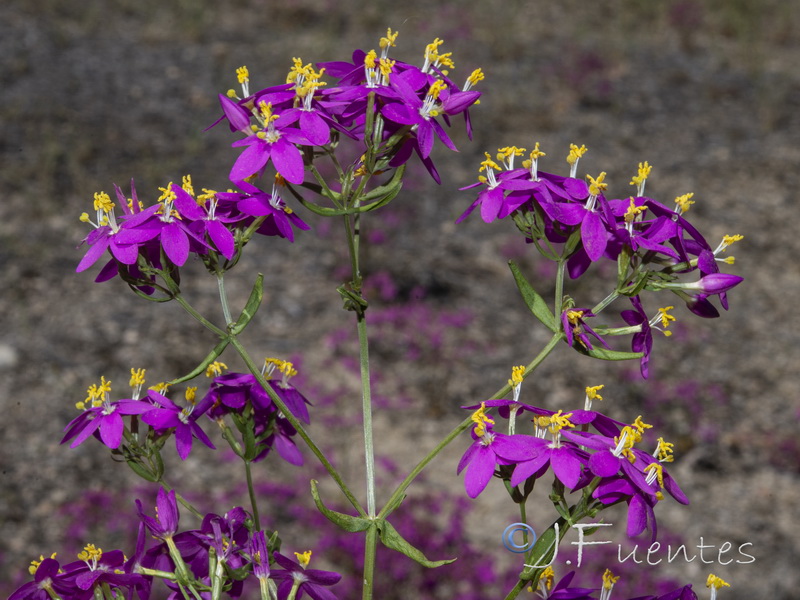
[631,415,653,434]
[380,28,398,51]
[205,361,228,378]
[585,385,604,401]
[295,550,312,568]
[655,437,674,463]
[181,174,194,197]
[471,402,495,437]
[236,66,249,85]
[129,368,146,388]
[624,197,647,223]
[508,365,525,389]
[657,306,676,336]
[629,161,651,192]
[674,192,695,214]
[602,568,619,590]
[93,191,114,213]
[587,172,608,197]
[566,310,584,325]
[706,574,730,589]
[185,386,197,403]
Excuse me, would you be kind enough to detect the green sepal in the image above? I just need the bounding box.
[616,245,633,289]
[230,273,264,335]
[509,261,557,332]
[310,480,371,532]
[126,458,159,482]
[167,337,230,386]
[377,518,456,568]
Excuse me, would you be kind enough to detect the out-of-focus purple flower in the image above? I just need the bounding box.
[271,550,341,600]
[248,530,271,581]
[9,557,74,600]
[628,584,697,600]
[141,388,216,460]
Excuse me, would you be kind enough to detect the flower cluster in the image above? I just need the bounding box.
[60,361,309,465]
[11,488,341,600]
[459,378,687,542]
[457,146,743,377]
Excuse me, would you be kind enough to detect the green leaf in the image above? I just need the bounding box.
[167,337,230,386]
[377,518,456,568]
[310,480,371,532]
[230,273,264,334]
[127,459,159,482]
[509,261,557,332]
[583,347,645,361]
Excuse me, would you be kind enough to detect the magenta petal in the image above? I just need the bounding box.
[416,122,435,159]
[581,211,608,261]
[98,412,124,449]
[161,223,190,266]
[479,187,505,223]
[230,141,270,181]
[77,237,110,272]
[175,425,193,460]
[110,241,140,265]
[299,110,331,145]
[550,447,583,489]
[274,434,303,465]
[510,452,549,487]
[589,450,621,478]
[70,414,102,448]
[464,447,495,498]
[206,219,236,259]
[271,139,305,184]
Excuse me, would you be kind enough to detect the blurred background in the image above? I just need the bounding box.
[1,0,798,597]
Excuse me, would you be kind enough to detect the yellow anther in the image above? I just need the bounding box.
[629,161,651,190]
[79,212,91,223]
[380,28,399,50]
[479,151,502,173]
[587,172,608,197]
[428,79,447,100]
[706,574,730,589]
[655,437,675,463]
[644,462,664,488]
[77,544,102,563]
[540,566,555,590]
[657,306,676,335]
[150,382,170,394]
[129,368,146,388]
[549,410,574,433]
[471,402,495,437]
[295,550,312,568]
[425,38,444,60]
[566,144,588,166]
[236,66,249,85]
[93,191,114,213]
[157,183,176,204]
[264,357,298,378]
[508,365,525,389]
[181,174,194,197]
[566,310,584,325]
[185,386,197,403]
[197,188,217,205]
[624,197,647,223]
[529,142,546,160]
[364,49,378,69]
[585,385,604,401]
[602,568,619,590]
[258,101,279,124]
[631,415,653,434]
[674,192,695,214]
[465,68,485,89]
[379,57,395,78]
[205,361,228,378]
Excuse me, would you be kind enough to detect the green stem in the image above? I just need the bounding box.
[357,313,376,517]
[554,257,566,314]
[362,524,378,600]
[245,460,262,531]
[379,332,563,519]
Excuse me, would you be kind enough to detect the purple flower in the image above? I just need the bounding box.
[141,388,216,460]
[457,403,534,498]
[562,308,609,351]
[232,179,311,242]
[628,584,698,600]
[136,487,180,540]
[271,550,341,600]
[9,557,73,600]
[61,376,152,450]
[229,101,309,184]
[248,530,271,581]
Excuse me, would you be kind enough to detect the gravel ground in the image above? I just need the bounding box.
[2,1,799,598]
